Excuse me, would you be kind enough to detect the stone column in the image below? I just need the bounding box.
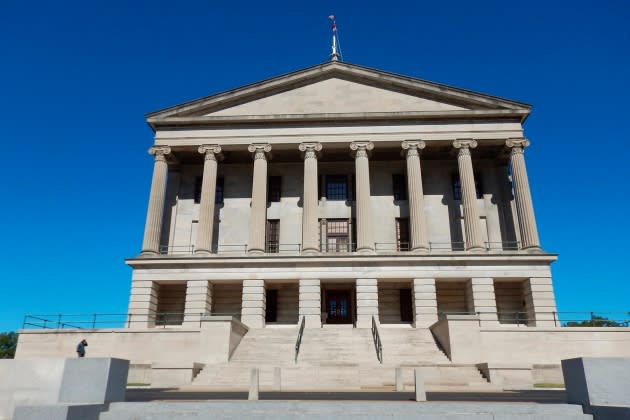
[506,139,541,251]
[524,277,557,327]
[412,278,438,328]
[141,146,171,255]
[350,142,375,253]
[247,144,272,254]
[402,141,429,253]
[241,279,266,328]
[127,280,159,329]
[299,279,321,327]
[468,278,499,326]
[183,280,212,326]
[453,139,484,251]
[299,142,322,254]
[195,145,223,255]
[356,278,378,328]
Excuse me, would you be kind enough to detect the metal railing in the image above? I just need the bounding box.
[159,245,195,255]
[371,315,383,364]
[295,316,306,363]
[485,241,520,251]
[436,311,630,328]
[215,244,248,253]
[322,242,357,253]
[429,241,466,251]
[374,242,410,252]
[265,242,302,253]
[22,312,242,330]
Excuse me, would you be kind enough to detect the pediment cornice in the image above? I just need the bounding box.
[146,61,531,130]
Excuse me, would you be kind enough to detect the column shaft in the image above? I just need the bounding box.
[299,143,322,253]
[351,142,374,252]
[195,145,222,254]
[402,141,429,252]
[356,278,378,328]
[183,280,212,326]
[506,139,541,250]
[453,140,484,251]
[141,146,171,255]
[241,279,266,328]
[412,278,437,328]
[299,279,322,327]
[248,144,272,254]
[468,278,499,326]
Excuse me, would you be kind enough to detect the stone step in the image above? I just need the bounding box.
[101,401,592,420]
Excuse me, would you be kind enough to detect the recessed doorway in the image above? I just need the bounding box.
[325,291,353,324]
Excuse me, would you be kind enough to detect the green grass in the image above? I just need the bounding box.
[127,383,151,387]
[533,383,565,388]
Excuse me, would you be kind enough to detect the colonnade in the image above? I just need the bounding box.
[140,139,541,256]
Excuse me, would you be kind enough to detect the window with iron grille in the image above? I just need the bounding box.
[452,174,482,200]
[326,219,350,252]
[325,175,348,201]
[266,219,280,253]
[268,176,281,202]
[396,218,410,251]
[392,174,407,200]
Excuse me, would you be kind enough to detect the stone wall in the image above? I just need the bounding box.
[212,283,243,316]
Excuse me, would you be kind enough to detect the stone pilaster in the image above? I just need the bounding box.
[402,141,429,253]
[195,145,222,254]
[299,142,322,254]
[183,280,212,326]
[299,279,321,327]
[453,139,484,251]
[412,278,438,328]
[350,141,374,253]
[506,139,541,251]
[247,144,272,254]
[468,278,499,326]
[524,277,557,327]
[141,146,171,255]
[356,278,378,328]
[241,279,266,328]
[127,281,159,328]
[319,219,327,252]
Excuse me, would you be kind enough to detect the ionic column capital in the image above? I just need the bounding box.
[148,146,171,161]
[452,139,478,150]
[350,141,374,158]
[401,140,426,157]
[506,138,530,155]
[198,144,223,161]
[299,142,322,160]
[248,143,272,160]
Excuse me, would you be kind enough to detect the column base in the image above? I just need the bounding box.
[247,249,265,256]
[194,249,212,256]
[466,245,485,253]
[140,250,158,257]
[522,246,543,254]
[301,248,320,256]
[356,247,375,254]
[410,246,430,254]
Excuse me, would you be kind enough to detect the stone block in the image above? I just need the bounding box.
[299,286,320,294]
[395,368,403,392]
[299,279,321,286]
[298,292,320,301]
[14,404,103,420]
[58,358,129,404]
[249,369,259,400]
[243,280,265,287]
[414,368,426,401]
[562,357,630,408]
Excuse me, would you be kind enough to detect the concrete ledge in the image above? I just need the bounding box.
[14,404,104,420]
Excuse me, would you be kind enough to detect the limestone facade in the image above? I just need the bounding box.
[126,61,555,331]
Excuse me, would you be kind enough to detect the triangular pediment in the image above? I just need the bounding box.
[147,61,530,126]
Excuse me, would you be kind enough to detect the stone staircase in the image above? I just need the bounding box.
[101,401,593,419]
[191,326,493,391]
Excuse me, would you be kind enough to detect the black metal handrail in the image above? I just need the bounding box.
[321,242,357,253]
[159,245,195,255]
[371,315,383,364]
[265,242,302,253]
[295,316,306,363]
[374,242,410,251]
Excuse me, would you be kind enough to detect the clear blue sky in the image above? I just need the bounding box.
[1,1,629,332]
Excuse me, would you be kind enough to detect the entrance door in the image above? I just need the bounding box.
[326,291,352,324]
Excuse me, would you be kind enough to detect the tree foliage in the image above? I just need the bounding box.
[0,332,18,358]
[564,315,627,327]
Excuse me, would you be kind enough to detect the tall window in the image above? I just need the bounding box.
[195,176,225,204]
[392,174,407,200]
[326,219,350,252]
[266,219,280,253]
[396,218,410,251]
[215,177,224,204]
[268,176,281,202]
[452,174,482,200]
[325,175,348,200]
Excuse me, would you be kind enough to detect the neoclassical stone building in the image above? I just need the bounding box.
[17,60,630,390]
[127,60,556,331]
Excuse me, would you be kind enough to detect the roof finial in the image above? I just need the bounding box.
[328,15,342,62]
